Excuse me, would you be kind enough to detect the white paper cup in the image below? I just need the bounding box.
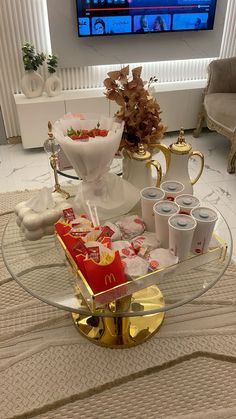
[161,180,185,201]
[191,206,218,254]
[154,200,179,248]
[140,187,165,232]
[175,194,200,215]
[168,214,197,261]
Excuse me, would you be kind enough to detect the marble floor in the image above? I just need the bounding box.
[0,130,235,260]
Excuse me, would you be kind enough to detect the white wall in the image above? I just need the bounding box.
[0,0,51,137]
[47,0,227,67]
[0,0,236,139]
[0,107,7,144]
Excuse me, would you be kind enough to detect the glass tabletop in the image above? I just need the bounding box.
[2,209,232,318]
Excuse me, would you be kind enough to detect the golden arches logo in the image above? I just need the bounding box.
[104,273,116,285]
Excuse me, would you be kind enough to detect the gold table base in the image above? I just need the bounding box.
[72,285,165,348]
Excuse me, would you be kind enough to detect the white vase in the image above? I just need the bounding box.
[45,73,62,97]
[21,70,44,98]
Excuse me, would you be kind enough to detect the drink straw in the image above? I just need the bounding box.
[86,200,100,228]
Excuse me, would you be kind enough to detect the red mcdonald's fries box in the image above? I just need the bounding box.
[55,221,81,265]
[76,251,126,294]
[55,220,126,295]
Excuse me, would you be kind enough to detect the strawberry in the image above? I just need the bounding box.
[78,134,89,140]
[70,135,81,140]
[88,130,95,137]
[92,128,101,136]
[99,129,108,137]
[67,126,108,140]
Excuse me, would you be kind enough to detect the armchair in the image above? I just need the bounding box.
[193,57,236,173]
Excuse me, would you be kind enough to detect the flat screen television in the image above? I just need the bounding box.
[76,0,217,37]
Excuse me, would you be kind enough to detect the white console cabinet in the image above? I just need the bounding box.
[14,89,109,149]
[14,80,206,149]
[14,96,65,148]
[64,89,109,116]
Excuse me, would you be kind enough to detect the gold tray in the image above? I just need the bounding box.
[56,232,227,311]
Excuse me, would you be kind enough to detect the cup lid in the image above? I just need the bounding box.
[161,181,184,193]
[169,214,197,230]
[176,194,200,208]
[141,187,165,200]
[191,206,218,222]
[154,200,179,216]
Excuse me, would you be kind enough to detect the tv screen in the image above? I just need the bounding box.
[76,0,217,37]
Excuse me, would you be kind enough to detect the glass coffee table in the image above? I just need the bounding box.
[2,210,232,348]
[56,156,123,180]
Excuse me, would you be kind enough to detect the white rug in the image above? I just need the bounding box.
[0,190,236,419]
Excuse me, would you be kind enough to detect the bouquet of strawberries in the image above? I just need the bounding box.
[53,113,140,221]
[67,124,109,141]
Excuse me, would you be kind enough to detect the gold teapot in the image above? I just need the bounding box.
[153,128,204,194]
[122,143,162,191]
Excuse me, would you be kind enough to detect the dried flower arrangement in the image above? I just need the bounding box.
[104,65,166,149]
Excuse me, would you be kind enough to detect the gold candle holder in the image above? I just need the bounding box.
[44,121,70,199]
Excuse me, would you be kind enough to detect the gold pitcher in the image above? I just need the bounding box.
[122,143,162,190]
[152,128,204,194]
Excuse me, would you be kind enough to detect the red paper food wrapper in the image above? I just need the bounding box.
[63,208,76,222]
[87,246,100,263]
[97,225,115,241]
[100,236,112,249]
[100,222,122,241]
[70,216,93,237]
[76,251,126,294]
[56,220,111,254]
[73,237,88,255]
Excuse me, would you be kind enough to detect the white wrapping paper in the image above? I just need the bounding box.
[53,114,140,220]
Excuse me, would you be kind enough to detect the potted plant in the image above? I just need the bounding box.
[45,54,62,97]
[21,42,46,98]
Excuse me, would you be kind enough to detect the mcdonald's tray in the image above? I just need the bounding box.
[70,234,227,311]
